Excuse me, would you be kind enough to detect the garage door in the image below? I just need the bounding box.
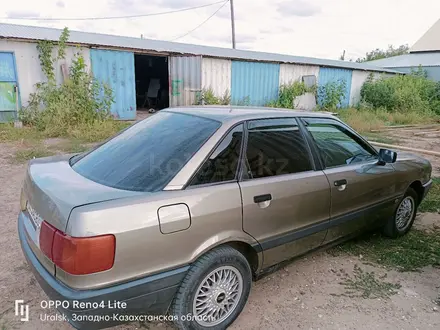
[318,67,353,108]
[90,49,136,120]
[0,52,19,122]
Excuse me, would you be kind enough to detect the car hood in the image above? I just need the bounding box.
[396,151,421,159]
[395,150,430,164]
[24,154,144,231]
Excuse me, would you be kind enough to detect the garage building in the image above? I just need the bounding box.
[0,23,398,121]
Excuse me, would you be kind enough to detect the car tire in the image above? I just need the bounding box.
[170,246,252,330]
[383,187,419,238]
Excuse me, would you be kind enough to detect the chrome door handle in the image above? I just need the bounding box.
[254,194,272,203]
[334,179,347,191]
[254,194,272,208]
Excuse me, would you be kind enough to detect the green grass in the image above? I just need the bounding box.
[362,132,398,145]
[331,230,440,272]
[66,120,131,143]
[1,119,130,144]
[14,147,55,163]
[49,139,90,154]
[13,139,91,163]
[332,264,401,299]
[0,123,43,143]
[419,177,440,212]
[7,119,130,163]
[336,108,438,134]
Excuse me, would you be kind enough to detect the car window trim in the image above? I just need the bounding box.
[296,117,324,171]
[239,117,317,181]
[240,169,318,183]
[184,122,246,189]
[299,117,379,170]
[238,120,250,181]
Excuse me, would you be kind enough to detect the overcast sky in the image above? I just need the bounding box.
[0,0,439,60]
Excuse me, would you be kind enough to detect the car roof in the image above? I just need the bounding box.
[164,106,337,123]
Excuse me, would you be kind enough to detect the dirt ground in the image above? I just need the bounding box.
[1,127,440,330]
[371,125,440,177]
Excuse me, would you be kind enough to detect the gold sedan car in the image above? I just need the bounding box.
[19,107,432,329]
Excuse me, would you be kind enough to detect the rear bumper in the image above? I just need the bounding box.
[18,212,188,329]
[422,179,433,200]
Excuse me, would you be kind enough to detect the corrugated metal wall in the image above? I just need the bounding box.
[279,63,319,85]
[392,66,440,81]
[90,49,136,120]
[0,40,91,107]
[318,67,353,108]
[202,57,231,99]
[231,61,280,106]
[169,56,202,106]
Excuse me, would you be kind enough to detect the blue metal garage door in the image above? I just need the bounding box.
[90,49,136,120]
[0,52,19,122]
[231,61,280,106]
[318,67,353,108]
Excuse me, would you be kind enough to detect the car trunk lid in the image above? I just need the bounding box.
[21,154,143,275]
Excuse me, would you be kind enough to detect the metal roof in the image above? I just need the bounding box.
[367,52,440,68]
[0,23,399,74]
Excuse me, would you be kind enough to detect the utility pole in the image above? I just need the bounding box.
[339,50,346,61]
[230,0,236,49]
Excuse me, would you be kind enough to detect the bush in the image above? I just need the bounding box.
[196,88,230,105]
[361,68,440,114]
[266,81,309,109]
[19,27,115,136]
[317,80,347,109]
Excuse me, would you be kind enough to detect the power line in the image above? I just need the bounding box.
[1,1,226,21]
[171,1,229,41]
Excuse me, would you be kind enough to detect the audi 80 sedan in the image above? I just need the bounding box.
[18,107,432,329]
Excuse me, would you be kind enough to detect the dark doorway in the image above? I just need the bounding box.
[134,55,169,111]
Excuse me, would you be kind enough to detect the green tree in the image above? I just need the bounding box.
[356,44,409,63]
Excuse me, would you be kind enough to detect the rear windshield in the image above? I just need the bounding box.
[71,112,221,192]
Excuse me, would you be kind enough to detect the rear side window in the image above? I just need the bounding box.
[71,112,221,192]
[189,124,244,186]
[244,118,312,179]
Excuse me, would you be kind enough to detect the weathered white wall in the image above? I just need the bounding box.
[279,63,319,85]
[279,63,319,110]
[0,40,91,107]
[350,71,392,106]
[350,70,370,106]
[202,57,231,98]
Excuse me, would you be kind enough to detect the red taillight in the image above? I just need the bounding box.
[39,221,115,275]
[40,221,57,260]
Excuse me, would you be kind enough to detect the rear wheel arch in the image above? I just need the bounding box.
[191,238,261,278]
[219,241,260,277]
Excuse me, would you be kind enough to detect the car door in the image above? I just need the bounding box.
[238,118,331,269]
[301,117,399,243]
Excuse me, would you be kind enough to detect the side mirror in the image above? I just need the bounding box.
[378,148,397,165]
